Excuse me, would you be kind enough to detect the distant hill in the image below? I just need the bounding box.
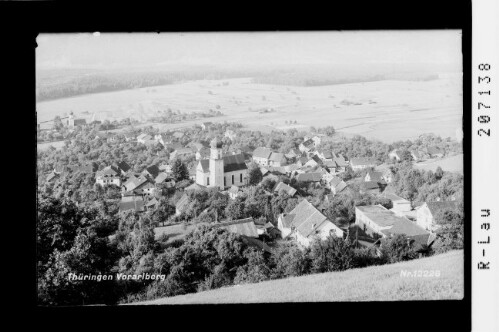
[134,250,463,304]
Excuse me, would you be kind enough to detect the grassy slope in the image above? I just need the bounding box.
[134,250,463,304]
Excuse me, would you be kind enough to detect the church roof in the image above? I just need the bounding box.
[198,153,248,173]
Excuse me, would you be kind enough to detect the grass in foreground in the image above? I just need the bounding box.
[134,250,463,304]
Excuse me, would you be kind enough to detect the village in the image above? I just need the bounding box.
[42,116,461,258]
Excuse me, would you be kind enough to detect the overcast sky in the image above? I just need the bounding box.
[36,31,462,69]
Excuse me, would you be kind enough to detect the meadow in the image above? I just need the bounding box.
[36,75,462,143]
[134,249,464,304]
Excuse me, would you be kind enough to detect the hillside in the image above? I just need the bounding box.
[134,250,463,304]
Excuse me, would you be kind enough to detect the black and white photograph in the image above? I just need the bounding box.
[35,31,465,306]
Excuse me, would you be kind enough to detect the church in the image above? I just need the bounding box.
[196,137,248,189]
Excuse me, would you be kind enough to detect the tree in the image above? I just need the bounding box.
[379,234,419,263]
[248,163,263,185]
[435,166,444,180]
[309,235,355,273]
[171,158,189,182]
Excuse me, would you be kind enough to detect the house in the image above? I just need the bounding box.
[119,195,145,213]
[296,156,310,167]
[252,147,273,166]
[426,146,444,158]
[154,172,175,188]
[112,161,131,176]
[268,152,288,167]
[299,138,315,155]
[311,135,322,147]
[382,193,412,214]
[201,122,213,130]
[145,197,160,210]
[286,148,302,161]
[332,153,348,173]
[327,176,348,195]
[278,199,344,248]
[409,150,422,162]
[224,129,237,141]
[416,201,458,231]
[304,155,323,168]
[273,182,297,197]
[388,149,403,162]
[350,157,377,171]
[382,169,394,184]
[228,185,242,200]
[315,149,334,162]
[96,165,122,187]
[133,178,156,196]
[196,138,248,189]
[296,172,324,184]
[123,132,135,142]
[355,205,433,246]
[359,181,383,194]
[122,174,149,193]
[140,165,160,180]
[175,194,190,216]
[137,133,153,144]
[170,148,195,160]
[365,170,383,182]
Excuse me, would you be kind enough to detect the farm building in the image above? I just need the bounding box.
[196,138,248,189]
[355,205,433,246]
[416,201,459,231]
[252,147,273,166]
[350,157,377,171]
[278,199,344,248]
[296,172,324,184]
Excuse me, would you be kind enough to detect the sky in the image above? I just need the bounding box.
[36,31,462,69]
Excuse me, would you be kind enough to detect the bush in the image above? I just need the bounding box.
[309,235,355,273]
[270,242,311,279]
[379,234,419,263]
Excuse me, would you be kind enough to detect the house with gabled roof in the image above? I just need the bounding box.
[416,201,459,231]
[273,182,297,197]
[145,197,160,210]
[278,199,344,247]
[154,172,175,188]
[286,148,302,161]
[360,180,384,195]
[299,138,315,155]
[315,148,334,162]
[350,157,377,171]
[252,147,273,166]
[96,165,122,187]
[111,161,131,176]
[119,195,145,214]
[142,164,160,179]
[296,172,324,184]
[268,152,288,167]
[410,149,422,162]
[355,205,434,247]
[326,176,348,195]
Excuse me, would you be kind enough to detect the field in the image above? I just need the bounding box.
[133,250,464,304]
[36,75,462,143]
[414,154,463,174]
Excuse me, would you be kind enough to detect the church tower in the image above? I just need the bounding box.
[209,137,224,189]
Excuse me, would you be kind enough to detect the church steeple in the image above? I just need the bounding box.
[209,137,224,189]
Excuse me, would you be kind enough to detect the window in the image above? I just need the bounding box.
[207,177,210,186]
[232,175,234,185]
[224,177,226,187]
[240,173,243,183]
